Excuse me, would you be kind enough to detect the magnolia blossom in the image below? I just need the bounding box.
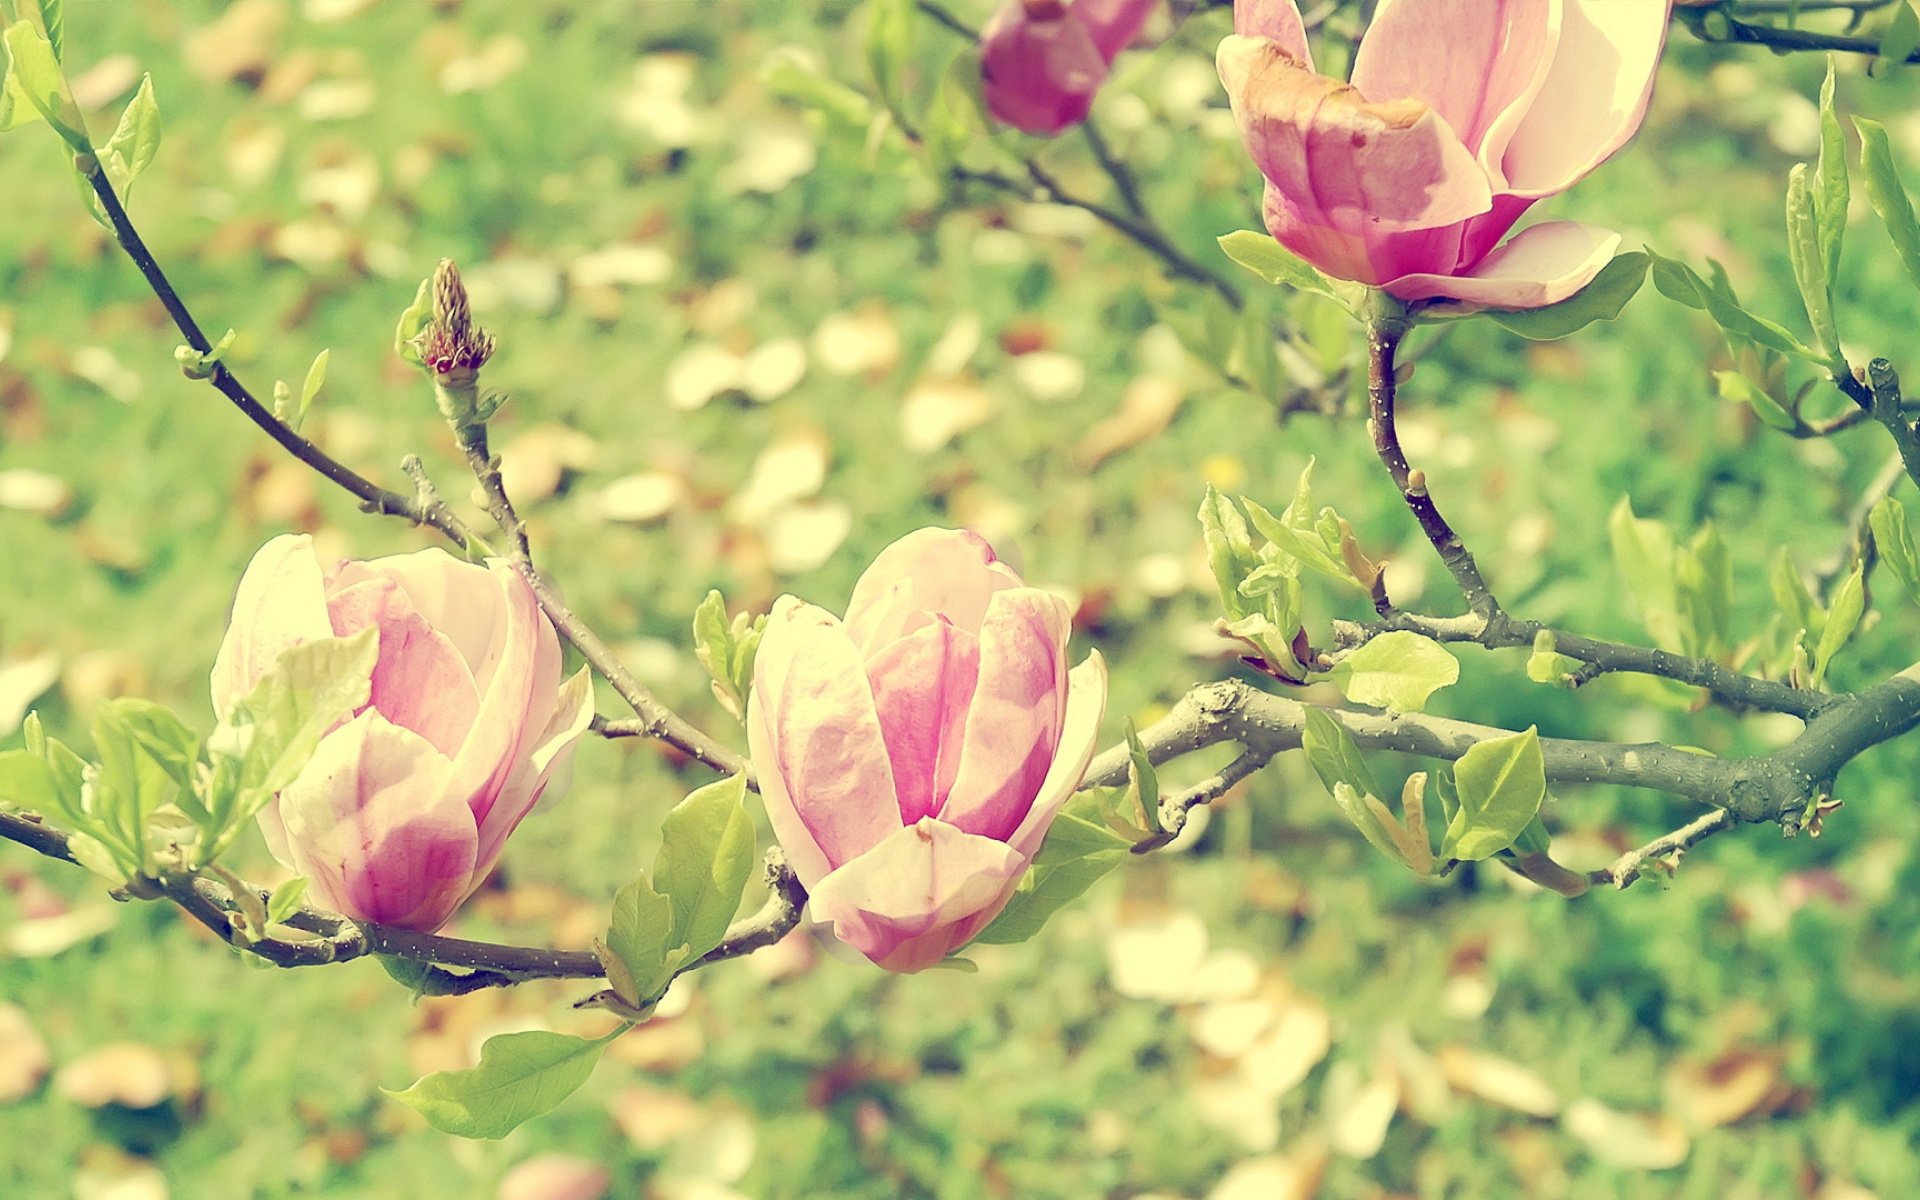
[212,535,593,931]
[748,529,1107,972]
[1217,0,1672,308]
[981,0,1159,135]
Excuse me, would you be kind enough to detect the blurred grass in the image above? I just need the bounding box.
[4,2,1920,1197]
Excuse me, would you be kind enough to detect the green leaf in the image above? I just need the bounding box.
[974,792,1129,946]
[762,47,874,130]
[692,590,749,720]
[653,773,755,963]
[386,1029,617,1139]
[1331,632,1460,713]
[1510,813,1552,857]
[1199,485,1258,621]
[1122,720,1162,834]
[1217,231,1362,311]
[2,19,85,149]
[1647,252,1815,360]
[1812,564,1865,687]
[265,878,309,926]
[1715,367,1797,430]
[1816,59,1848,282]
[1771,546,1821,639]
[600,876,678,1007]
[1676,523,1734,658]
[98,72,159,200]
[1870,497,1920,607]
[1328,781,1404,863]
[1609,497,1683,652]
[864,0,914,114]
[1786,164,1843,365]
[1477,251,1650,341]
[202,629,377,859]
[393,276,433,366]
[1525,630,1584,685]
[1301,708,1381,801]
[1878,1,1920,75]
[1440,728,1545,862]
[297,348,329,426]
[0,749,62,814]
[1855,116,1920,294]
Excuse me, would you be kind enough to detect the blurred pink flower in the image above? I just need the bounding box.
[212,535,593,931]
[980,0,1159,135]
[1217,0,1672,308]
[748,529,1107,972]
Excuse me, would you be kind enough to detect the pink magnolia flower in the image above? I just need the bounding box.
[1217,0,1672,308]
[981,0,1159,135]
[748,529,1108,973]
[211,535,594,931]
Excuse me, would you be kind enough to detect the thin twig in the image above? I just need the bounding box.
[1081,121,1148,221]
[1701,9,1920,61]
[1589,809,1737,891]
[1129,749,1271,854]
[1365,311,1502,619]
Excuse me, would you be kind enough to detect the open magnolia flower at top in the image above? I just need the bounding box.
[748,529,1108,973]
[1217,0,1673,309]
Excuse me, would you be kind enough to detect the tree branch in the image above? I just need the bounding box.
[1695,7,1920,62]
[1589,808,1737,891]
[0,811,805,992]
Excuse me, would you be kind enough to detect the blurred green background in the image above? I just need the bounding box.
[4,1,1920,1197]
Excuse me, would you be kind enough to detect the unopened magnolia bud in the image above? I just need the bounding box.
[1406,468,1428,496]
[418,258,495,382]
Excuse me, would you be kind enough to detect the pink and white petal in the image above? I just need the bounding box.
[1382,221,1622,308]
[747,672,833,890]
[807,818,1028,973]
[1075,0,1159,62]
[277,711,477,931]
[1217,36,1492,237]
[371,549,507,682]
[470,665,595,874]
[324,576,481,758]
[937,589,1071,843]
[844,528,1023,650]
[1499,0,1672,197]
[1233,0,1313,68]
[1007,650,1109,860]
[1350,0,1559,179]
[211,534,335,718]
[443,562,547,825]
[865,619,982,826]
[751,597,904,872]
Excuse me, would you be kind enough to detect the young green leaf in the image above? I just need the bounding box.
[1525,630,1584,685]
[1812,564,1865,688]
[98,72,159,199]
[600,876,678,1007]
[653,772,755,963]
[1647,252,1816,360]
[1217,230,1362,312]
[1869,497,1920,607]
[297,348,328,426]
[1477,251,1650,341]
[1122,720,1162,835]
[1199,485,1258,621]
[2,19,86,149]
[264,877,310,927]
[974,791,1130,945]
[1609,498,1683,652]
[1786,163,1842,365]
[1439,728,1546,862]
[386,1029,618,1139]
[1301,708,1381,801]
[1877,1,1920,75]
[201,629,377,858]
[1815,59,1848,281]
[1330,631,1460,713]
[1855,116,1920,293]
[393,276,433,366]
[0,749,63,814]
